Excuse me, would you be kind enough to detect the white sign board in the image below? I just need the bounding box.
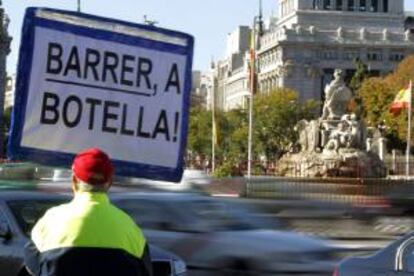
[8,8,194,182]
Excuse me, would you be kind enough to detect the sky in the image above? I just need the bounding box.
[3,0,414,75]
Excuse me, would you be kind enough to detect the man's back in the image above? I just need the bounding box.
[25,148,152,276]
[32,193,145,256]
[26,192,152,276]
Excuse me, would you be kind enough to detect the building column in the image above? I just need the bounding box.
[316,0,323,10]
[331,0,336,10]
[342,0,348,10]
[355,0,360,11]
[378,0,383,12]
[366,0,372,11]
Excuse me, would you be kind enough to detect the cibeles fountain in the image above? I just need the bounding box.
[278,69,387,178]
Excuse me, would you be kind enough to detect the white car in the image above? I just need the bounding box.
[118,169,212,191]
[113,192,346,276]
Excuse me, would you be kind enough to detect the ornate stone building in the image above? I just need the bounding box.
[210,26,252,111]
[212,0,414,109]
[257,0,414,103]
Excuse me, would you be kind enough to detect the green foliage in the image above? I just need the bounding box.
[220,109,248,160]
[3,106,11,132]
[358,77,394,127]
[187,88,320,175]
[350,58,368,92]
[213,159,243,178]
[254,88,319,159]
[2,107,12,155]
[187,56,414,174]
[356,55,414,150]
[187,106,212,157]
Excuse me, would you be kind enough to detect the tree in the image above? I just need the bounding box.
[187,89,319,176]
[357,55,414,150]
[2,106,11,155]
[253,88,319,160]
[358,77,394,127]
[187,106,212,159]
[349,58,368,92]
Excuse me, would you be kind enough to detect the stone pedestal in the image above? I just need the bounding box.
[278,149,386,178]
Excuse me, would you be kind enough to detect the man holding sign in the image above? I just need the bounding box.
[9,8,193,182]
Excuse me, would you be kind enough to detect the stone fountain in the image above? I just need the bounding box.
[278,69,386,178]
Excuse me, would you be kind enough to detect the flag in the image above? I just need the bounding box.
[212,117,219,146]
[212,107,220,147]
[248,29,256,91]
[390,81,412,115]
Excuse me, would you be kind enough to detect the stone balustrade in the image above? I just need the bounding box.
[260,25,413,49]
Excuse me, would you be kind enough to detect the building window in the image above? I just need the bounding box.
[383,0,388,13]
[367,51,383,61]
[348,0,355,11]
[389,52,405,62]
[343,51,360,60]
[336,0,343,10]
[371,0,378,12]
[323,50,338,60]
[359,0,366,11]
[323,0,331,10]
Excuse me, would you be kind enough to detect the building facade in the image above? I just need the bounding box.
[213,0,414,109]
[258,0,414,103]
[211,26,252,111]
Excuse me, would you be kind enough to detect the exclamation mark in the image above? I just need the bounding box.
[173,112,179,142]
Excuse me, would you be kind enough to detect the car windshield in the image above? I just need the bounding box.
[8,199,66,236]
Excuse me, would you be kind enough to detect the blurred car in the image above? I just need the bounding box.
[334,231,414,275]
[112,192,344,276]
[118,169,212,191]
[0,190,187,276]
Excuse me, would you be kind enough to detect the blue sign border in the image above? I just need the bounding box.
[8,7,194,182]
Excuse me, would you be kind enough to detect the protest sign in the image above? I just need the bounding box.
[8,8,194,182]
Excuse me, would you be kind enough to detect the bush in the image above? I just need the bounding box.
[213,160,243,178]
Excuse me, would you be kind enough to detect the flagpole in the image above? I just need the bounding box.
[247,17,256,179]
[247,0,263,178]
[77,0,81,12]
[406,80,412,178]
[212,84,216,173]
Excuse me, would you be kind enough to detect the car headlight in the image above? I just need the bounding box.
[172,259,187,275]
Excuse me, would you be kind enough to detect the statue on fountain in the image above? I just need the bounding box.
[321,69,352,120]
[278,69,386,178]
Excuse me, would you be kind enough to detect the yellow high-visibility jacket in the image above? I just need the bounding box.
[24,192,152,276]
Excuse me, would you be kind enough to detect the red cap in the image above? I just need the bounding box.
[72,148,114,185]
